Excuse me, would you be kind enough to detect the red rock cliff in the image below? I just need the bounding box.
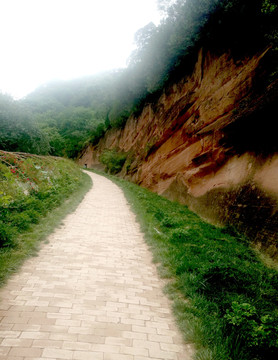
[79,49,278,257]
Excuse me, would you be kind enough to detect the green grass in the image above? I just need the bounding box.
[0,171,91,287]
[90,169,278,360]
[0,151,92,287]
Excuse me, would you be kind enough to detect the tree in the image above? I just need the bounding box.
[0,93,50,154]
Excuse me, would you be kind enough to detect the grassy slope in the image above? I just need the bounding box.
[92,170,278,360]
[0,152,92,287]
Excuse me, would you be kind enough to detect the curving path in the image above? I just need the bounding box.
[0,171,193,360]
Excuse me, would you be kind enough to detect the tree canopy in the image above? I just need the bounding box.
[0,93,49,154]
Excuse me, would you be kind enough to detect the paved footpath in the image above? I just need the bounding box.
[0,172,193,360]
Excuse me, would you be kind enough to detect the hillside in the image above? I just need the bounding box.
[10,0,275,158]
[0,151,87,248]
[79,47,278,257]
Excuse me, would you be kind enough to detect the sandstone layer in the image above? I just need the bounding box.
[79,49,278,258]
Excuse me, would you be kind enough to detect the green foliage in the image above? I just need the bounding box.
[99,149,127,174]
[96,171,278,360]
[41,126,66,156]
[261,0,277,14]
[89,122,106,145]
[0,221,15,248]
[22,72,132,155]
[0,151,84,248]
[225,302,257,326]
[0,93,50,154]
[124,0,277,122]
[225,302,278,349]
[34,105,105,158]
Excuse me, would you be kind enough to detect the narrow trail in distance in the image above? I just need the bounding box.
[0,171,193,360]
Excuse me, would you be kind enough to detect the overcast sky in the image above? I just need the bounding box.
[0,0,161,99]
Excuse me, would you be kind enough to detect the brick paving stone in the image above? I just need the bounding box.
[32,339,63,348]
[9,347,42,357]
[42,348,73,359]
[73,351,103,360]
[0,172,193,359]
[1,338,33,347]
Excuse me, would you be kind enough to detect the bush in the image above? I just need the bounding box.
[225,301,278,354]
[99,149,127,174]
[0,221,15,248]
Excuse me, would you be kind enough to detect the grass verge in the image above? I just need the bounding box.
[90,169,278,360]
[0,154,92,287]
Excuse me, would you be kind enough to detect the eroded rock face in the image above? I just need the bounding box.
[79,49,278,257]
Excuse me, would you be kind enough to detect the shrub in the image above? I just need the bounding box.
[225,301,278,353]
[99,149,127,174]
[0,221,15,248]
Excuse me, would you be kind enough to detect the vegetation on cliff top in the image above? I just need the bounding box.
[97,170,278,360]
